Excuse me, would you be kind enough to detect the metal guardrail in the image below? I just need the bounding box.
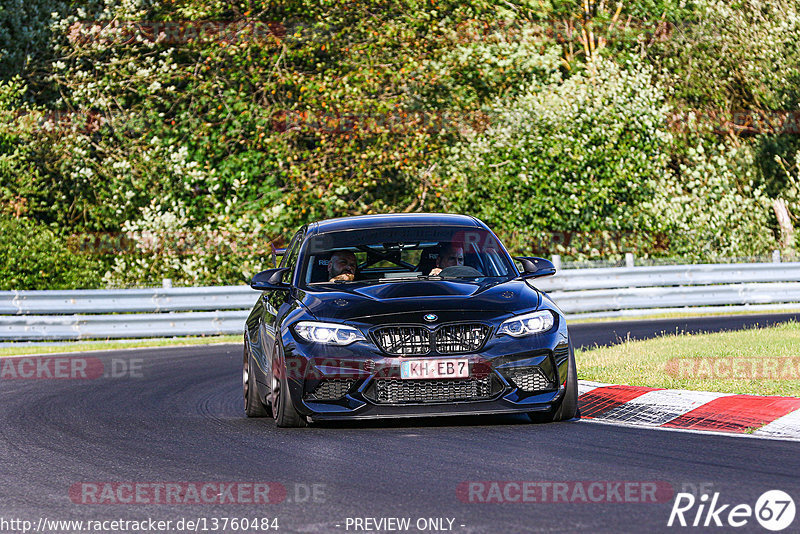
[532,261,800,319]
[533,263,800,291]
[1,311,249,341]
[0,286,254,315]
[1,261,799,340]
[547,282,800,313]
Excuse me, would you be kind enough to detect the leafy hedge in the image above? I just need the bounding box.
[0,216,106,290]
[441,58,672,257]
[0,0,798,288]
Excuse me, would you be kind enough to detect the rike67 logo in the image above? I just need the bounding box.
[668,490,795,531]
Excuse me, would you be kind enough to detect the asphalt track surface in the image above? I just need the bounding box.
[1,314,799,534]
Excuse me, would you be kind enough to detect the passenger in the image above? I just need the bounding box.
[328,250,358,282]
[429,244,464,276]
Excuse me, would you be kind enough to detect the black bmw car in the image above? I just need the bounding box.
[243,213,578,427]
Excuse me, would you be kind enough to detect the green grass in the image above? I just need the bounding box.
[576,321,800,397]
[0,335,242,358]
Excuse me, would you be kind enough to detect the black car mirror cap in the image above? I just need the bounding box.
[514,256,556,279]
[250,267,291,290]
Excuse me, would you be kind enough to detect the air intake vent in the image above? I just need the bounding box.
[553,345,569,361]
[503,367,553,392]
[366,376,499,404]
[305,379,354,401]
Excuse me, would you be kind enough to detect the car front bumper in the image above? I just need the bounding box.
[280,321,572,421]
[304,385,567,422]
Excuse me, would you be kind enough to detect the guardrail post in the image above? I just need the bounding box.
[551,254,562,270]
[625,252,635,268]
[162,278,173,288]
[772,250,781,263]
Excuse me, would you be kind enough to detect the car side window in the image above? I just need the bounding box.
[280,229,305,283]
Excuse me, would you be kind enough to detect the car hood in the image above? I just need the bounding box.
[298,279,541,324]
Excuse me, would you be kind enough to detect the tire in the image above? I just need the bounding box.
[272,353,308,428]
[243,344,270,418]
[529,342,580,423]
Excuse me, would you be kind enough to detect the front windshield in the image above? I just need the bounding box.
[299,226,516,287]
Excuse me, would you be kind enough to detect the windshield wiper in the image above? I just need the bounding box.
[372,276,427,282]
[309,274,497,286]
[324,276,438,283]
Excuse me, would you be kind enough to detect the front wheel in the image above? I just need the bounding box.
[272,353,308,428]
[529,342,580,423]
[244,345,270,418]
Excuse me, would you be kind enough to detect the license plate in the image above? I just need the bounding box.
[400,359,469,380]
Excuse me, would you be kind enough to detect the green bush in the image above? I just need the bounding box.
[0,216,106,290]
[645,0,800,198]
[646,142,778,260]
[0,0,67,104]
[440,57,672,258]
[646,0,800,112]
[0,1,797,287]
[102,199,275,288]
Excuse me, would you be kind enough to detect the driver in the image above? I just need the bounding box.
[328,250,358,282]
[429,244,464,276]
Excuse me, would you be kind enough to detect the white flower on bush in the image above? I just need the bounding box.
[104,197,275,287]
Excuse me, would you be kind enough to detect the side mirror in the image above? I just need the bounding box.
[514,257,556,279]
[250,267,291,290]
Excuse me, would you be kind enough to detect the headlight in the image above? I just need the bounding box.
[497,310,555,337]
[293,321,366,345]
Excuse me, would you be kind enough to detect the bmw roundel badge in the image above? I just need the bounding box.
[423,314,438,322]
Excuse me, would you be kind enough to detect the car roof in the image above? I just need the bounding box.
[306,213,486,236]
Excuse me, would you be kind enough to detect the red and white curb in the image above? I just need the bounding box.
[577,380,800,440]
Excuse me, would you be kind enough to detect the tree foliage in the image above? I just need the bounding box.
[0,0,797,287]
